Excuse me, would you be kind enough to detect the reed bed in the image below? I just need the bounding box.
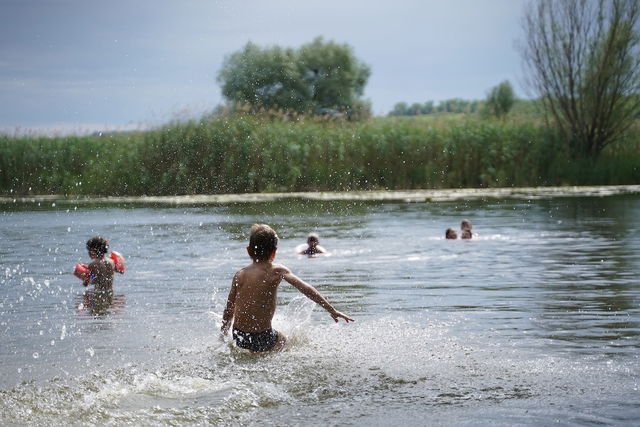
[1,114,638,196]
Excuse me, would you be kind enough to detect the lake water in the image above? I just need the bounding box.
[1,193,639,425]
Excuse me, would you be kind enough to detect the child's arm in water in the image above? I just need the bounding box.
[221,272,239,335]
[280,267,353,323]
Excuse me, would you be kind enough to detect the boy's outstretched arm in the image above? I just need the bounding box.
[282,270,354,323]
[221,273,239,335]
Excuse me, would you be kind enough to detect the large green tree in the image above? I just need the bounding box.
[484,80,516,119]
[521,0,640,158]
[216,42,309,112]
[217,37,370,117]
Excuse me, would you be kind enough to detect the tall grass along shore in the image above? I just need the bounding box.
[1,114,639,196]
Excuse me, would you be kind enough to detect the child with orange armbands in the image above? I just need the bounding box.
[74,236,124,294]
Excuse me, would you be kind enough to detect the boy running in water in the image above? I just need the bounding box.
[221,224,353,353]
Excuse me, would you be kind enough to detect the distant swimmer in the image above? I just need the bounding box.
[297,232,327,256]
[445,228,458,239]
[221,224,353,353]
[461,219,475,239]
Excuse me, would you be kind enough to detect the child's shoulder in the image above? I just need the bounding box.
[271,263,291,276]
[236,262,291,278]
[235,264,252,276]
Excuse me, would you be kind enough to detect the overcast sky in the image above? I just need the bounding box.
[0,0,528,134]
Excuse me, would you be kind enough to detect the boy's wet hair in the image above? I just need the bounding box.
[249,224,278,261]
[307,232,320,243]
[86,236,109,257]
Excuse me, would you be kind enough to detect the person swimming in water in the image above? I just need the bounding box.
[298,232,327,256]
[461,219,474,239]
[445,228,458,239]
[221,224,353,353]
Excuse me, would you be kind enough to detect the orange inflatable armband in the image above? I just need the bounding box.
[73,262,92,284]
[110,251,125,273]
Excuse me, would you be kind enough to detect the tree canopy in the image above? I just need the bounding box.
[484,80,516,119]
[521,0,640,158]
[217,37,370,117]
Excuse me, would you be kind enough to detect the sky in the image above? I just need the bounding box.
[0,0,528,135]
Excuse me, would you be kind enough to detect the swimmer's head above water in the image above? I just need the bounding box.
[307,232,320,246]
[86,236,109,259]
[300,232,326,255]
[445,228,458,239]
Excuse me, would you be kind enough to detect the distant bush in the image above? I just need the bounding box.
[389,99,481,116]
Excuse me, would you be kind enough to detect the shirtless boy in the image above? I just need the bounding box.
[221,224,353,353]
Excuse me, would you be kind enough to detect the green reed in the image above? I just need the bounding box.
[1,114,638,196]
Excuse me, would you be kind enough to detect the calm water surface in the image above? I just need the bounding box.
[1,195,639,425]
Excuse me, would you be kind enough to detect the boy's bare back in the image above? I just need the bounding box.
[229,261,288,333]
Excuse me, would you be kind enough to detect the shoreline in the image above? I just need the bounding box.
[1,185,640,206]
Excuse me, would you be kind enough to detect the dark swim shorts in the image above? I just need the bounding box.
[232,328,279,352]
